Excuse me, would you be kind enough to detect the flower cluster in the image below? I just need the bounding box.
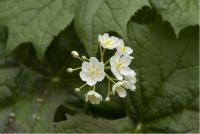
[66,33,136,104]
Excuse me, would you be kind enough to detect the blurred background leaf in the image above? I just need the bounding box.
[126,17,199,132]
[0,0,79,60]
[149,0,199,36]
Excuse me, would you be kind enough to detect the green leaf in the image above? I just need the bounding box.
[0,67,20,106]
[126,18,199,132]
[0,0,79,60]
[53,114,133,133]
[0,26,7,64]
[75,0,150,56]
[0,86,70,133]
[150,0,199,37]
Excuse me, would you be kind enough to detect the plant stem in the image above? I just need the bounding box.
[80,83,87,89]
[105,66,111,70]
[93,85,96,91]
[107,80,111,96]
[104,58,110,65]
[100,45,103,62]
[105,73,115,84]
[73,67,81,71]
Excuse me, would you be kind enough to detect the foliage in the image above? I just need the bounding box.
[0,0,199,133]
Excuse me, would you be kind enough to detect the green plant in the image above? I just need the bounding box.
[0,0,199,133]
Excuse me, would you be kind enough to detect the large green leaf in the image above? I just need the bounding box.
[0,84,73,133]
[0,24,84,133]
[126,18,199,132]
[150,0,199,37]
[0,26,20,106]
[0,0,79,60]
[53,114,133,133]
[75,0,150,56]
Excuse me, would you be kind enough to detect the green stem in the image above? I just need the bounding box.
[102,49,106,62]
[100,45,103,62]
[78,57,84,61]
[105,66,111,70]
[73,67,81,71]
[104,58,110,65]
[107,80,111,96]
[93,85,96,91]
[80,83,87,89]
[105,73,115,84]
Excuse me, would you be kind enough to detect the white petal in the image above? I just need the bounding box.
[120,67,132,76]
[110,56,116,66]
[103,33,109,38]
[79,71,88,81]
[97,72,105,82]
[114,51,122,58]
[112,81,124,94]
[129,85,136,91]
[122,81,130,89]
[90,57,99,65]
[97,62,104,72]
[98,34,103,42]
[82,61,89,72]
[125,70,136,80]
[117,88,127,98]
[112,84,117,94]
[121,55,132,66]
[111,66,123,80]
[86,77,97,86]
[94,92,102,100]
[126,46,133,54]
[118,39,124,46]
[87,90,95,95]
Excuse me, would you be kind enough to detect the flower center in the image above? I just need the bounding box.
[90,95,96,102]
[115,59,124,70]
[103,39,113,46]
[121,46,126,52]
[88,67,99,77]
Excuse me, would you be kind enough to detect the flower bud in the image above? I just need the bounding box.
[71,51,79,58]
[105,97,110,102]
[9,112,16,118]
[66,68,73,73]
[81,56,87,60]
[75,88,80,92]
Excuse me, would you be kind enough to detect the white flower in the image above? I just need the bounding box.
[112,81,127,98]
[80,57,105,86]
[98,33,120,49]
[86,91,102,104]
[110,52,133,80]
[124,70,137,91]
[116,39,133,55]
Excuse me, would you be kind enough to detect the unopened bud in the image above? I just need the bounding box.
[71,51,79,58]
[105,97,110,102]
[75,88,80,92]
[9,112,16,118]
[81,56,87,60]
[33,113,40,120]
[66,68,73,73]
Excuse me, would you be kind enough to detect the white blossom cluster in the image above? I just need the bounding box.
[67,33,136,104]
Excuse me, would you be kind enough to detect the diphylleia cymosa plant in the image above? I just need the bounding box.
[66,33,137,104]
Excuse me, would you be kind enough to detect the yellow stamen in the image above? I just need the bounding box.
[121,46,127,52]
[104,39,113,46]
[115,59,124,70]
